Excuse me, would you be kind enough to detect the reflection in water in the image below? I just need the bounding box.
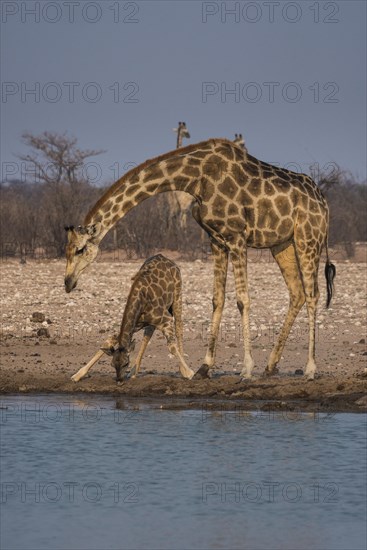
[1,395,366,550]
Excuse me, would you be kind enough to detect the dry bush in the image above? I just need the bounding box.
[1,134,365,260]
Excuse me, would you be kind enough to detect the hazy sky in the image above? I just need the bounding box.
[1,0,366,185]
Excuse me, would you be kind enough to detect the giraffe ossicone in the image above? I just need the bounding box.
[65,138,336,380]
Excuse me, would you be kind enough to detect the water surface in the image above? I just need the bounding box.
[1,395,366,550]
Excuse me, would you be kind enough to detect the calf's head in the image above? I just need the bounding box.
[101,339,135,382]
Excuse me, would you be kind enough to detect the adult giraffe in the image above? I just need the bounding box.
[64,138,336,380]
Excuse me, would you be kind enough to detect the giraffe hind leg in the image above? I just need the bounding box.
[293,235,322,380]
[160,317,194,380]
[228,238,254,379]
[266,242,305,375]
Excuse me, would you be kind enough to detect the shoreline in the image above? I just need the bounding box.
[1,372,366,413]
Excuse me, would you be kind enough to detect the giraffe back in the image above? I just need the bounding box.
[130,254,181,328]
[191,140,329,249]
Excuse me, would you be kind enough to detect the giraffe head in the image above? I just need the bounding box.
[64,224,102,292]
[179,121,190,139]
[101,339,135,382]
[233,133,247,151]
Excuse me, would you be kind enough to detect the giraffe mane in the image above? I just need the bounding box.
[85,138,232,224]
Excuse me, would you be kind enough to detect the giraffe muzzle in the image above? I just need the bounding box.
[64,276,77,293]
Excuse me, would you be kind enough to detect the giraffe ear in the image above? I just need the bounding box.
[101,343,119,355]
[65,226,76,241]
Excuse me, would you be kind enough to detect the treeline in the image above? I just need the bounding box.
[0,179,207,259]
[0,132,366,260]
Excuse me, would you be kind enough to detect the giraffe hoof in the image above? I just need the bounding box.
[264,367,279,377]
[193,364,210,380]
[185,369,195,380]
[129,366,138,379]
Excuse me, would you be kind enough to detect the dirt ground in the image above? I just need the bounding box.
[1,248,366,412]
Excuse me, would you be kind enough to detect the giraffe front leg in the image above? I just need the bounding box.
[229,242,254,380]
[71,335,118,381]
[129,326,155,378]
[194,241,228,380]
[71,349,105,382]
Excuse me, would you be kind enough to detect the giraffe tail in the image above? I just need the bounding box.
[324,243,336,308]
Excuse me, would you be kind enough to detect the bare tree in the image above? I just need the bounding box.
[17,132,104,255]
[1,134,365,260]
[313,164,367,257]
[18,132,103,185]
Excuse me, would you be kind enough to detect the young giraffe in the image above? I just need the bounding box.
[71,255,194,382]
[65,138,336,380]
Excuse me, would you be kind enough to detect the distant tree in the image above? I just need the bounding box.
[0,181,41,257]
[313,163,367,257]
[16,132,104,255]
[1,136,365,261]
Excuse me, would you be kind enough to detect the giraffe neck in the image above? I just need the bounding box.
[118,287,142,349]
[84,141,212,243]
